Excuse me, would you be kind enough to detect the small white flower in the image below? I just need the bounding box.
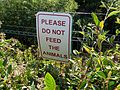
[106,66,111,69]
[111,56,114,59]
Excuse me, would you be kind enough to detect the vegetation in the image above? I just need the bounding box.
[0,0,120,90]
[0,0,78,27]
[0,0,78,44]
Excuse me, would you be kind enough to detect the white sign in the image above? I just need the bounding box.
[36,12,72,61]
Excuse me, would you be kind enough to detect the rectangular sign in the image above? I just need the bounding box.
[36,12,72,61]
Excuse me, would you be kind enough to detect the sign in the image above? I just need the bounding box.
[36,12,72,61]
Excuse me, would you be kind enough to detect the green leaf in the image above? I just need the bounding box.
[5,39,11,43]
[116,84,120,90]
[96,67,100,72]
[102,31,109,36]
[98,34,106,41]
[79,31,85,36]
[108,11,120,18]
[56,85,60,90]
[7,65,12,74]
[86,59,91,67]
[68,86,73,90]
[115,18,120,24]
[108,35,115,43]
[109,7,117,10]
[73,50,80,55]
[116,29,120,36]
[97,71,106,79]
[99,21,104,30]
[83,45,91,54]
[31,82,36,90]
[107,71,112,79]
[101,1,107,8]
[0,59,3,67]
[91,12,100,26]
[0,42,4,47]
[103,58,109,65]
[109,81,115,87]
[110,77,119,80]
[44,72,56,90]
[91,84,96,90]
[97,59,101,65]
[3,59,7,67]
[69,59,75,64]
[0,51,4,57]
[79,80,87,89]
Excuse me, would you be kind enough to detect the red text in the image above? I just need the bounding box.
[41,19,66,26]
[46,37,61,43]
[49,45,59,51]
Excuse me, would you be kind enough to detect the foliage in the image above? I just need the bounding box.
[0,0,78,28]
[0,0,78,45]
[0,0,120,90]
[100,0,120,34]
[74,0,120,36]
[75,0,102,12]
[0,23,120,90]
[0,34,44,89]
[44,72,56,90]
[70,1,120,89]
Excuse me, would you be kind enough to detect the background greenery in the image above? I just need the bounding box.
[0,0,77,27]
[0,0,120,90]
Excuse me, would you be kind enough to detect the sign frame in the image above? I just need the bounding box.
[36,12,72,61]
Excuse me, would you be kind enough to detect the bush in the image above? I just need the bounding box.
[0,0,78,28]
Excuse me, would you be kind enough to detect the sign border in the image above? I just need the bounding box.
[36,12,72,61]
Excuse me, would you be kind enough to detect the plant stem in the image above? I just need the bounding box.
[104,0,116,22]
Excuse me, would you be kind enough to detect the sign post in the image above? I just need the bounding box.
[36,12,72,61]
